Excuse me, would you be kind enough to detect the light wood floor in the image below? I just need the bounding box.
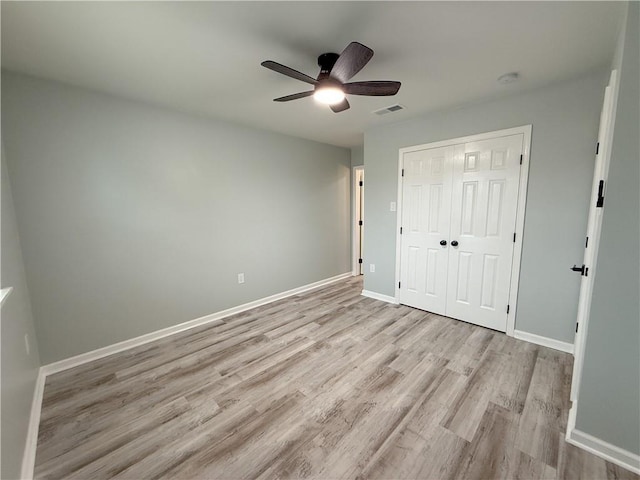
[35,277,638,480]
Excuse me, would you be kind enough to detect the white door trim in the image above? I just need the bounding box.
[352,166,364,276]
[394,125,532,337]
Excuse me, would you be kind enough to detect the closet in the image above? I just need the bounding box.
[397,128,529,332]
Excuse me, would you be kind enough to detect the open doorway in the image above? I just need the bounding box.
[352,166,364,275]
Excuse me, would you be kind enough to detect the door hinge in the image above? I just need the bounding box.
[576,323,579,333]
[359,220,363,226]
[400,227,403,234]
[398,281,401,289]
[513,232,516,243]
[596,180,605,207]
[507,304,510,314]
[358,258,363,264]
[359,180,363,187]
[585,236,589,248]
[520,154,523,165]
[596,142,600,155]
[401,168,405,177]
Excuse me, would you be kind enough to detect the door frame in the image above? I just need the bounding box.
[394,125,532,336]
[352,166,364,276]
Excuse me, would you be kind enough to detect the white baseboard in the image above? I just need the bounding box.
[21,368,46,480]
[42,272,352,376]
[361,289,399,304]
[566,422,640,474]
[513,329,574,354]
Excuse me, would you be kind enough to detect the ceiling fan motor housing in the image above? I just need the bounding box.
[317,53,340,79]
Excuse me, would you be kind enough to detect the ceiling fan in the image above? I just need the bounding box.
[261,42,401,113]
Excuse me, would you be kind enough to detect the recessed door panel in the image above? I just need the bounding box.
[486,180,505,237]
[431,156,445,175]
[428,184,443,233]
[407,185,422,233]
[480,254,499,310]
[461,181,478,236]
[425,248,439,296]
[490,149,507,170]
[407,246,419,291]
[455,251,473,304]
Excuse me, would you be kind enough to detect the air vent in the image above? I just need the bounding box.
[373,104,405,115]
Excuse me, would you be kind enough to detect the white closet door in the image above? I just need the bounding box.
[398,146,455,315]
[445,134,523,331]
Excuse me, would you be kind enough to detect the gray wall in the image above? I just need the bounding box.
[2,72,351,364]
[351,146,364,167]
[363,70,607,343]
[1,144,41,480]
[576,2,639,454]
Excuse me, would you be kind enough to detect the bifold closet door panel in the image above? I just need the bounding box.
[445,134,524,331]
[398,146,454,316]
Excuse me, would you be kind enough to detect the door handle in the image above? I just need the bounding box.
[570,264,588,276]
[440,240,447,246]
[451,240,459,247]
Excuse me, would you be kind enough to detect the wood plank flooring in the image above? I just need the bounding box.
[34,277,638,479]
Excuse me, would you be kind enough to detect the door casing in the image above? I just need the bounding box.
[352,166,365,276]
[394,125,532,336]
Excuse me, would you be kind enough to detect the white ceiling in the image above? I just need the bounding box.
[1,2,625,148]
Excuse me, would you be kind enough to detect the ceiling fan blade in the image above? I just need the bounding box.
[330,98,350,113]
[343,81,401,96]
[274,91,314,102]
[329,42,374,83]
[261,61,318,86]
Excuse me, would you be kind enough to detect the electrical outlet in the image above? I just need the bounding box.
[369,264,376,273]
[237,273,245,284]
[24,334,30,356]
[390,202,396,212]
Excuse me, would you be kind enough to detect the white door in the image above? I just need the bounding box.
[398,145,455,315]
[570,70,618,402]
[446,134,524,331]
[398,132,525,332]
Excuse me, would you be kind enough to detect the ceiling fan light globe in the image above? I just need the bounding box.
[313,87,345,105]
